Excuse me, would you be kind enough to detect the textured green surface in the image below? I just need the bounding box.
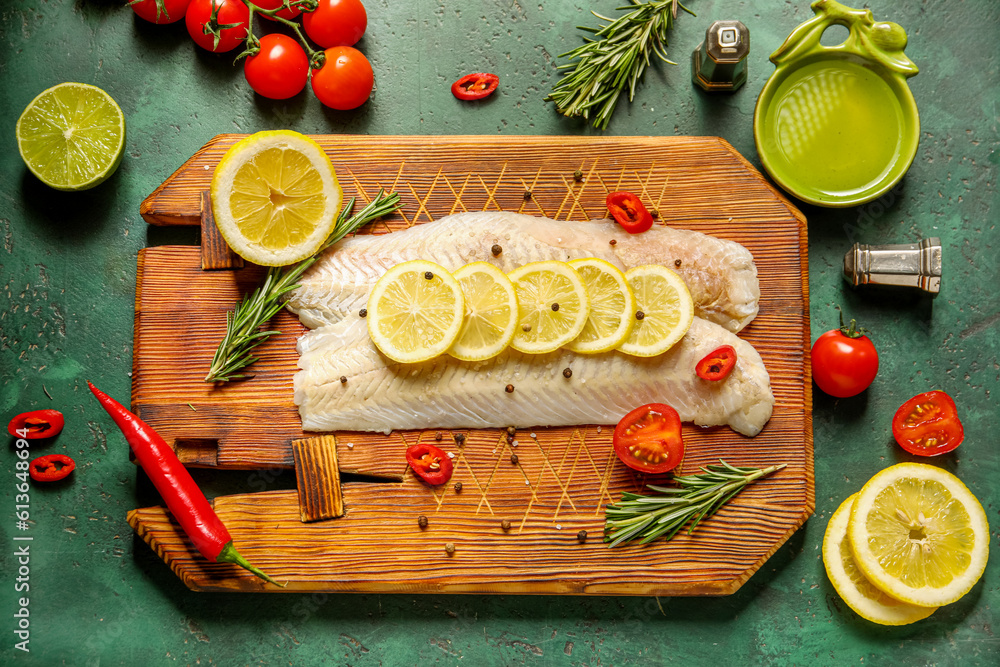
[1,0,997,664]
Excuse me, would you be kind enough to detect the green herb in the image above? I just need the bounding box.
[546,0,694,130]
[205,189,401,383]
[604,459,785,547]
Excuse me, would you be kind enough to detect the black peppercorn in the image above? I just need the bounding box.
[577,530,587,543]
[359,308,367,318]
[445,543,455,555]
[523,190,532,201]
[418,515,428,528]
[501,519,511,531]
[551,303,559,311]
[505,384,514,393]
[562,368,572,378]
[491,244,502,256]
[340,376,347,384]
[650,208,659,219]
[454,481,463,492]
[435,431,443,441]
[454,432,466,445]
[510,453,519,465]
[636,311,645,320]
[506,426,516,436]
[573,169,584,182]
[674,259,682,268]
[424,271,434,280]
[609,239,617,246]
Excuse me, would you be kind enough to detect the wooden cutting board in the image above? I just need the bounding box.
[128,135,813,594]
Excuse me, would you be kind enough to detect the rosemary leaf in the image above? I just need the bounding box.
[205,189,402,383]
[604,460,785,547]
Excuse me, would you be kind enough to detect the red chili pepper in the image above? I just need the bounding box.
[695,345,738,381]
[451,72,499,100]
[87,382,283,586]
[29,454,75,482]
[8,409,64,439]
[405,444,453,486]
[606,192,653,234]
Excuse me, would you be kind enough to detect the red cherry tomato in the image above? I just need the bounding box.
[185,0,249,53]
[892,390,964,456]
[311,46,374,110]
[29,454,76,482]
[405,444,453,486]
[606,192,653,234]
[254,0,301,21]
[8,409,65,439]
[811,315,878,398]
[130,0,191,24]
[612,403,684,474]
[244,34,309,100]
[451,73,499,101]
[303,0,368,48]
[695,345,737,381]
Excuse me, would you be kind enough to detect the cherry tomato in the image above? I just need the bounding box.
[892,390,964,456]
[613,403,684,474]
[29,454,76,482]
[606,192,653,234]
[696,345,737,381]
[811,315,878,398]
[451,73,499,101]
[311,46,374,110]
[405,444,453,486]
[303,0,368,48]
[8,409,65,439]
[130,0,192,24]
[254,0,301,21]
[185,0,249,53]
[244,34,309,100]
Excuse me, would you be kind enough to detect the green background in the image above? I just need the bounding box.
[2,0,997,664]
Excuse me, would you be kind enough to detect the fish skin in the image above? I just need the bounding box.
[294,317,774,437]
[285,211,759,333]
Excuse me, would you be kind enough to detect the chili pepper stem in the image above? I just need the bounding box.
[216,541,286,587]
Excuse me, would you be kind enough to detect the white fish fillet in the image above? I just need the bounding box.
[294,317,774,437]
[286,211,760,333]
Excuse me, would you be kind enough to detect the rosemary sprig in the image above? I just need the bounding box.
[604,460,785,547]
[205,189,401,383]
[546,0,694,130]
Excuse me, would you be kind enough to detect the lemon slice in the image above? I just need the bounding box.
[823,493,937,625]
[211,130,343,266]
[16,82,126,191]
[507,261,590,354]
[367,260,465,363]
[565,258,636,354]
[848,463,990,608]
[617,265,694,357]
[448,262,519,362]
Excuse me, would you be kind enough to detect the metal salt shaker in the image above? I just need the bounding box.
[692,21,750,92]
[843,238,942,295]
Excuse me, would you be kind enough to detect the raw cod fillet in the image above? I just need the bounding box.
[294,317,774,437]
[286,211,760,333]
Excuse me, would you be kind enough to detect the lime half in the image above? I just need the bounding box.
[16,82,126,191]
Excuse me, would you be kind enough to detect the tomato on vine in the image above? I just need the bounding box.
[185,0,249,53]
[244,34,310,99]
[811,310,879,398]
[130,0,191,24]
[254,0,303,21]
[303,0,368,48]
[311,46,373,109]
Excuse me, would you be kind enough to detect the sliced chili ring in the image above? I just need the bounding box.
[405,443,454,485]
[606,191,653,234]
[8,409,64,439]
[891,390,964,456]
[29,454,76,482]
[451,72,499,100]
[695,345,737,381]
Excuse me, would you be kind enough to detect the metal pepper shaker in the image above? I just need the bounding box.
[843,237,942,295]
[692,21,750,92]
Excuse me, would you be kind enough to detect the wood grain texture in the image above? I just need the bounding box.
[199,191,243,270]
[292,436,345,522]
[131,134,813,595]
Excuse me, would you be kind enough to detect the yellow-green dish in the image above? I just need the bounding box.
[754,0,919,207]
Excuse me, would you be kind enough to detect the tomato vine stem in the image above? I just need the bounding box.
[236,0,325,68]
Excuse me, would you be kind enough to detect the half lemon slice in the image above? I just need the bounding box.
[566,258,636,354]
[211,130,343,266]
[848,463,989,608]
[823,493,937,625]
[508,261,590,354]
[617,265,694,357]
[448,262,519,362]
[367,260,465,364]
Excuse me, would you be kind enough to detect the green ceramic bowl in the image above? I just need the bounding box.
[754,0,920,208]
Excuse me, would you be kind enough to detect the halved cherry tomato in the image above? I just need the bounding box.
[451,73,499,101]
[892,390,964,456]
[613,403,684,474]
[8,409,64,439]
[696,345,737,381]
[405,444,453,486]
[606,192,653,234]
[29,454,75,482]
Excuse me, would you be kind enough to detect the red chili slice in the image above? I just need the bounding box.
[695,345,737,381]
[891,390,964,456]
[405,444,454,485]
[451,72,499,100]
[612,403,684,474]
[29,454,75,482]
[8,409,64,439]
[606,192,653,234]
